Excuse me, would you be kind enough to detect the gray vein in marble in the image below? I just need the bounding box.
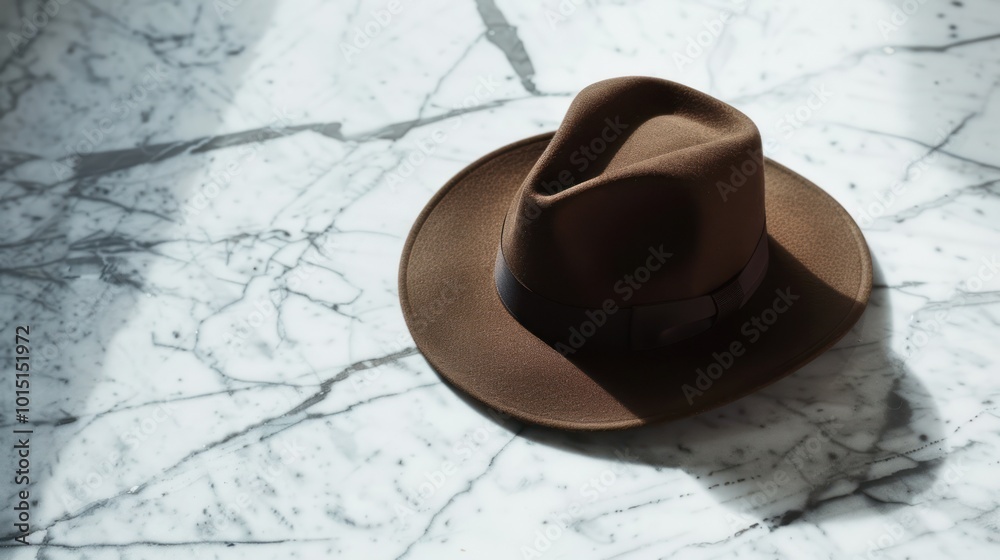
[394,428,523,560]
[826,116,1000,174]
[902,31,1000,53]
[76,0,221,69]
[4,375,435,545]
[901,111,980,178]
[475,0,538,94]
[68,96,542,180]
[283,346,420,416]
[729,32,1000,106]
[405,33,487,138]
[1,1,998,557]
[877,179,1000,225]
[0,537,335,550]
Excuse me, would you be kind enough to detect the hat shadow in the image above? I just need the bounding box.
[448,252,946,530]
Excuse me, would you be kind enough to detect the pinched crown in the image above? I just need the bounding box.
[500,77,766,308]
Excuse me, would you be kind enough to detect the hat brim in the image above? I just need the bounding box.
[399,133,872,430]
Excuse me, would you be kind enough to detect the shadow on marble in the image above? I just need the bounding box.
[449,254,946,530]
[0,0,282,542]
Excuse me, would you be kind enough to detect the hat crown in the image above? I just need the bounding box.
[500,77,767,308]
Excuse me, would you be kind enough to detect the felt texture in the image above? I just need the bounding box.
[502,77,766,306]
[398,77,872,430]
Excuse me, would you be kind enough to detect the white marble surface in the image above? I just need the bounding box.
[1,0,999,558]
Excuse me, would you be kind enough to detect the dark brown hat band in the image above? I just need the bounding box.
[494,230,769,353]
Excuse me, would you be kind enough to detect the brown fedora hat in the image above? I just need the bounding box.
[399,76,871,430]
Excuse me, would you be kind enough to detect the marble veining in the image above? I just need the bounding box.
[1,0,999,558]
